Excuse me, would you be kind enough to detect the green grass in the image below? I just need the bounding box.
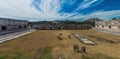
[0,47,53,59]
[81,53,114,59]
[38,47,53,59]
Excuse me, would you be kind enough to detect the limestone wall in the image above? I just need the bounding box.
[0,20,6,26]
[0,26,1,31]
[95,25,103,28]
[111,26,119,29]
[96,24,119,30]
[0,19,28,31]
[0,19,28,26]
[103,25,110,29]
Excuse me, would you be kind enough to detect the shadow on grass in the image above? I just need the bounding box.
[81,53,117,59]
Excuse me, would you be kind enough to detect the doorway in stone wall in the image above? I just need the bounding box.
[19,25,22,29]
[109,26,111,29]
[1,26,7,30]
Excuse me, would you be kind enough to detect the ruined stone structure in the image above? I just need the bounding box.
[0,18,28,31]
[32,24,92,30]
[94,19,120,36]
[95,20,120,30]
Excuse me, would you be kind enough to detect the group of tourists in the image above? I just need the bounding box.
[57,33,87,53]
[73,44,86,53]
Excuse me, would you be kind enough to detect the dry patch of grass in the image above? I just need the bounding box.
[81,53,115,59]
[0,30,119,59]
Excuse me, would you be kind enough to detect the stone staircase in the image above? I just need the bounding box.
[92,28,120,36]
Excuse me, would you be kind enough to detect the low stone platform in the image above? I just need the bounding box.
[0,29,36,43]
[73,33,96,45]
[92,28,120,36]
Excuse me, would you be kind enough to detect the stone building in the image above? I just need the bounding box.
[0,18,28,31]
[95,20,120,30]
[32,24,92,30]
[94,19,120,36]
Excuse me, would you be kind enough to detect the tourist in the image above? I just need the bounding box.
[82,46,86,53]
[68,35,72,39]
[73,44,81,52]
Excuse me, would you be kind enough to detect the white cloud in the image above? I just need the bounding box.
[0,0,41,20]
[76,0,98,10]
[0,0,119,21]
[0,0,80,21]
[71,10,120,20]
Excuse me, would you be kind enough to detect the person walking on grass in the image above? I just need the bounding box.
[82,46,86,53]
[68,35,72,39]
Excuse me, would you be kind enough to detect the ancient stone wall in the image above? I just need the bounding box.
[0,18,28,31]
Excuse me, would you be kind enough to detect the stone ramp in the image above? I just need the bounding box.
[73,33,96,45]
[0,29,36,43]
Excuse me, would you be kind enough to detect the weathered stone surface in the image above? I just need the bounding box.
[74,34,96,45]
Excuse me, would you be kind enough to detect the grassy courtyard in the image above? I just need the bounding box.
[0,30,120,59]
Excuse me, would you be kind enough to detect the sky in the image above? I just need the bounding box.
[0,0,120,21]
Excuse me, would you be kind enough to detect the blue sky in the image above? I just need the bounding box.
[0,0,120,21]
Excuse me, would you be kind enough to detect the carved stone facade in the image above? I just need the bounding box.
[95,20,120,30]
[94,19,120,36]
[32,24,92,30]
[0,18,28,31]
